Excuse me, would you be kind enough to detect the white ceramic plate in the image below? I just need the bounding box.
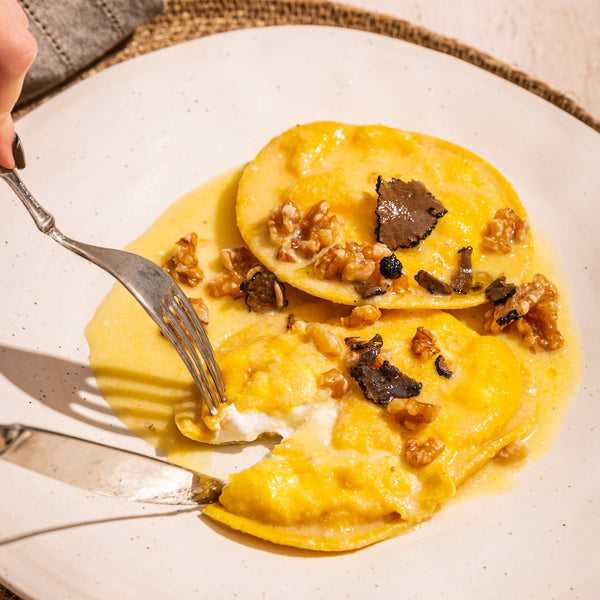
[1,25,599,600]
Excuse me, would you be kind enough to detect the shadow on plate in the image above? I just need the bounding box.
[0,343,135,437]
[0,506,201,547]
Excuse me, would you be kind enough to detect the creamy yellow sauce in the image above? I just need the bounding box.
[86,137,582,550]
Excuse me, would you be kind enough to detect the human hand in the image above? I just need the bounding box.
[0,0,38,169]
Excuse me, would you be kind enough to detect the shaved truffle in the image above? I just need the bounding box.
[375,177,447,250]
[240,270,287,313]
[434,355,453,379]
[345,334,384,353]
[485,276,517,305]
[497,309,521,327]
[345,334,383,367]
[414,270,453,295]
[350,362,422,406]
[345,334,422,405]
[451,246,473,293]
[354,281,390,298]
[379,254,403,279]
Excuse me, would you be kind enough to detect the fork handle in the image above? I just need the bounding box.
[0,167,56,233]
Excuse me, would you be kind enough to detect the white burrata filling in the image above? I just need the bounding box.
[211,399,340,444]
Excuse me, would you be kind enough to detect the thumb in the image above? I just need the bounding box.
[0,1,38,169]
[0,113,17,170]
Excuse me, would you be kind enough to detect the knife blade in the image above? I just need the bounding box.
[0,424,224,505]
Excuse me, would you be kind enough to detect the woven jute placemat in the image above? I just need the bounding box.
[1,1,596,598]
[14,0,600,130]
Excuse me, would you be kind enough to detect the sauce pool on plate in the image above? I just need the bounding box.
[86,123,583,551]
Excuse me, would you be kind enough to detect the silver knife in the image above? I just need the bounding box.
[0,423,224,505]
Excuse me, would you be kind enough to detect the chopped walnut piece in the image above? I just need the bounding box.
[207,246,262,299]
[268,199,302,242]
[241,270,288,313]
[318,368,349,398]
[484,274,564,351]
[482,208,529,253]
[341,305,381,328]
[515,278,564,351]
[496,439,530,463]
[188,297,209,325]
[288,317,307,334]
[411,327,440,360]
[306,324,345,357]
[268,200,342,262]
[404,437,445,467]
[387,398,440,428]
[314,241,389,283]
[162,233,204,287]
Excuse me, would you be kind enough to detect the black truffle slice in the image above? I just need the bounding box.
[434,355,453,379]
[345,334,383,353]
[354,281,390,298]
[375,177,447,250]
[379,254,403,279]
[414,270,453,295]
[345,334,383,367]
[451,246,473,294]
[497,309,520,327]
[485,277,517,305]
[345,334,422,405]
[350,361,423,405]
[240,270,287,313]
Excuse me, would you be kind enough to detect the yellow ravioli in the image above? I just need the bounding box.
[201,311,526,550]
[236,121,533,309]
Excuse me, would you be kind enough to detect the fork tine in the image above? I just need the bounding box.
[162,314,221,415]
[164,299,223,415]
[173,292,226,396]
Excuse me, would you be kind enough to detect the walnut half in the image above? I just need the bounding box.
[318,369,349,398]
[268,200,342,262]
[482,208,528,253]
[207,246,262,299]
[162,233,204,287]
[411,326,440,359]
[340,305,381,328]
[314,241,389,283]
[387,398,440,429]
[404,437,445,467]
[484,274,564,351]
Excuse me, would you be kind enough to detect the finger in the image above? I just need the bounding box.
[0,0,37,168]
[0,0,29,25]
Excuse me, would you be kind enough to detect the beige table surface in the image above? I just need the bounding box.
[346,0,600,122]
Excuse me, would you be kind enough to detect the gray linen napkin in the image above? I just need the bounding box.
[17,0,166,104]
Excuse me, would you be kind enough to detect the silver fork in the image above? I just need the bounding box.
[0,164,225,415]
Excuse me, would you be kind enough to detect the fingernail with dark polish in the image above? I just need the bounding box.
[12,133,26,169]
